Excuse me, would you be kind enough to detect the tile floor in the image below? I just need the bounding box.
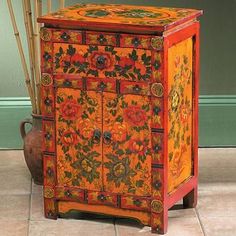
[0,149,235,236]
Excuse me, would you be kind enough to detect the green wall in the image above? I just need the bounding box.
[0,0,235,148]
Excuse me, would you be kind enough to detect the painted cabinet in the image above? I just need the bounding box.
[39,4,202,234]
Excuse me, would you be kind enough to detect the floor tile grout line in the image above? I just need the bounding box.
[114,218,119,236]
[27,178,33,236]
[195,208,207,236]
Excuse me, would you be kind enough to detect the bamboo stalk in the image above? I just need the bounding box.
[34,0,42,75]
[26,0,41,114]
[37,0,42,28]
[59,0,65,9]
[7,0,36,113]
[22,0,36,103]
[47,0,52,13]
[25,0,35,63]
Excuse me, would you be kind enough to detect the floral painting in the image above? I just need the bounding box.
[56,88,103,191]
[103,93,152,196]
[167,38,193,193]
[53,44,152,81]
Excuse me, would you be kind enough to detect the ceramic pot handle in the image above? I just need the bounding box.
[20,118,33,139]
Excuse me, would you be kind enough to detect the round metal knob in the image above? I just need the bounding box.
[96,55,106,69]
[133,84,141,93]
[97,194,106,202]
[151,83,164,97]
[46,167,53,177]
[45,132,51,140]
[44,97,52,106]
[65,190,72,197]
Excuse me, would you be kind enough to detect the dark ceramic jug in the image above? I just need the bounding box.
[20,114,43,185]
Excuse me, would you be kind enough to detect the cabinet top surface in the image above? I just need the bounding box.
[38,3,202,33]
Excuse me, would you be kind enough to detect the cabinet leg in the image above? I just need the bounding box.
[183,187,198,208]
[151,208,168,234]
[44,198,58,219]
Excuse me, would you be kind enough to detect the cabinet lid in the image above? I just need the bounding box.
[38,3,203,33]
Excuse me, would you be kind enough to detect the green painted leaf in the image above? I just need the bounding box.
[68,68,75,73]
[64,171,72,178]
[88,107,95,114]
[115,149,125,156]
[65,154,72,161]
[67,45,76,56]
[136,180,144,187]
[82,145,90,153]
[115,115,123,122]
[71,160,80,169]
[129,50,138,61]
[56,96,64,104]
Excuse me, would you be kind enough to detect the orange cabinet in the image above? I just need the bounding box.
[39,3,202,234]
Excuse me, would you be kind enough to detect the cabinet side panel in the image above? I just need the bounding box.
[167,38,193,193]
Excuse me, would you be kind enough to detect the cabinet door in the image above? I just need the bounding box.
[103,90,152,196]
[55,87,103,191]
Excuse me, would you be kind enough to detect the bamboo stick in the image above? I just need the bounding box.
[22,0,36,103]
[26,0,41,114]
[47,0,52,13]
[25,0,35,63]
[34,0,42,82]
[37,0,42,28]
[7,0,36,113]
[59,0,65,9]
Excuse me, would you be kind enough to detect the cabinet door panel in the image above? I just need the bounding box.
[55,87,103,191]
[103,93,152,196]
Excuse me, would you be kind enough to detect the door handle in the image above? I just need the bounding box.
[103,131,112,145]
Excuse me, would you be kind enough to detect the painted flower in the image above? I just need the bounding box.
[135,62,147,75]
[170,151,183,178]
[129,139,147,156]
[81,158,93,173]
[71,53,85,64]
[182,67,191,80]
[111,122,127,142]
[170,90,180,112]
[170,144,187,178]
[78,119,95,139]
[124,105,147,126]
[180,105,190,123]
[61,129,78,146]
[88,51,114,70]
[60,99,81,120]
[174,56,180,68]
[118,57,135,68]
[105,155,136,188]
[70,155,101,184]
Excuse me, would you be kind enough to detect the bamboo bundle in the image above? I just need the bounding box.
[7,0,66,115]
[7,0,37,113]
[22,0,36,102]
